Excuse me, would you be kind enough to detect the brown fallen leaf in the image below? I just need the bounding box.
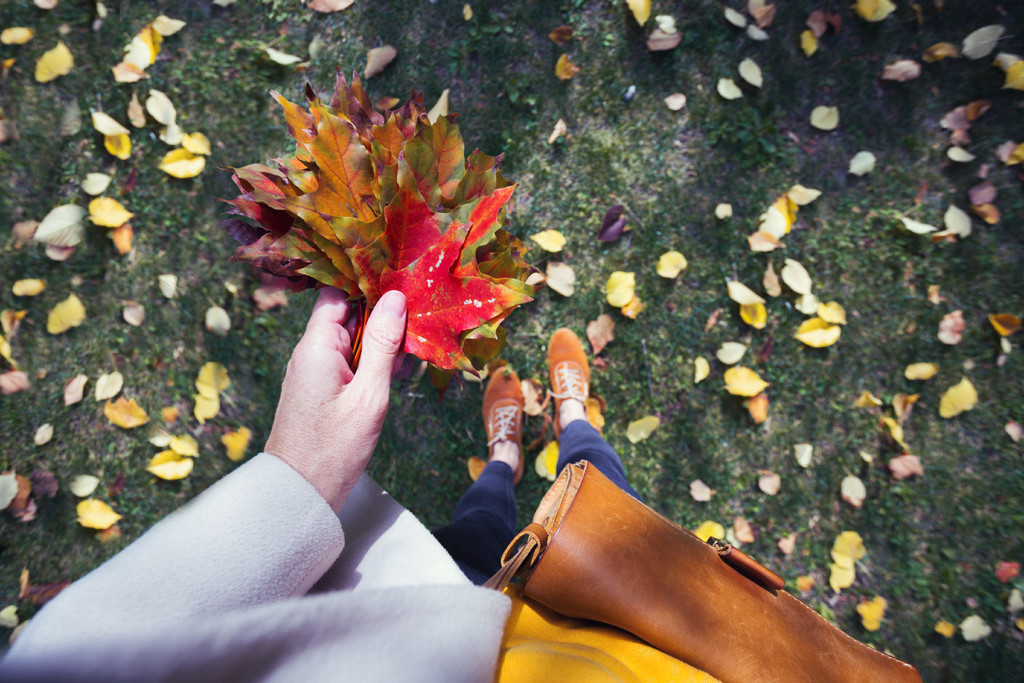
[549,25,574,45]
[881,60,921,81]
[777,533,797,555]
[927,285,944,305]
[704,308,724,332]
[64,374,88,405]
[586,314,615,355]
[647,28,681,51]
[968,181,996,205]
[734,517,756,544]
[889,454,924,480]
[806,10,826,38]
[520,378,547,417]
[555,54,580,80]
[30,469,58,497]
[970,203,1000,224]
[104,397,149,429]
[758,470,780,495]
[747,392,769,424]
[938,309,965,345]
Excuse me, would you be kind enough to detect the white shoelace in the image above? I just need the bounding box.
[487,404,520,446]
[549,362,588,402]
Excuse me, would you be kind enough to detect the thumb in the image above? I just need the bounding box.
[352,290,407,393]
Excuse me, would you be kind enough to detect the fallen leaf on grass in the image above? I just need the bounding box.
[47,294,85,334]
[104,397,149,429]
[724,8,747,28]
[530,229,566,252]
[656,251,687,278]
[147,451,193,480]
[34,204,86,247]
[520,378,547,416]
[938,310,965,345]
[625,0,650,26]
[77,499,121,529]
[0,474,18,510]
[857,596,887,631]
[758,471,780,495]
[159,148,205,178]
[923,42,959,62]
[841,475,866,507]
[547,118,567,144]
[947,147,975,163]
[717,78,743,100]
[535,441,559,481]
[853,0,895,22]
[35,41,73,83]
[794,443,813,468]
[989,314,1021,336]
[938,377,977,418]
[253,288,288,311]
[797,576,815,592]
[740,303,766,329]
[34,423,53,446]
[205,306,231,336]
[545,262,575,296]
[1,370,30,395]
[158,274,177,298]
[727,280,765,305]
[169,434,198,457]
[664,93,686,111]
[830,530,866,592]
[724,367,768,396]
[690,479,714,502]
[795,317,841,347]
[626,415,660,443]
[882,60,921,81]
[598,205,627,242]
[555,54,579,80]
[738,58,763,87]
[12,279,45,297]
[81,172,113,195]
[905,362,938,380]
[310,0,355,11]
[693,357,710,383]
[962,25,1004,60]
[647,28,681,51]
[970,203,1000,224]
[69,475,100,497]
[467,456,486,481]
[810,106,839,130]
[960,615,991,641]
[733,517,755,544]
[778,533,797,555]
[800,30,818,57]
[694,520,725,542]
[781,259,812,295]
[548,25,573,45]
[194,362,230,424]
[848,151,876,176]
[1006,421,1022,442]
[996,561,1021,584]
[606,272,635,307]
[64,374,88,405]
[586,314,615,354]
[94,371,123,401]
[88,197,134,228]
[889,454,924,480]
[747,392,769,424]
[716,342,747,365]
[123,302,145,326]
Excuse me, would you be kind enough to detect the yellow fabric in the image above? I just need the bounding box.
[497,591,721,683]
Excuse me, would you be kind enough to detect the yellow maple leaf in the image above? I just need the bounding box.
[794,317,841,347]
[196,362,230,397]
[47,293,85,334]
[221,426,252,462]
[77,499,122,529]
[939,377,978,418]
[194,393,219,424]
[529,229,566,252]
[104,397,149,429]
[829,562,855,592]
[625,0,650,26]
[605,271,636,307]
[857,596,887,631]
[159,148,205,178]
[724,367,769,397]
[626,415,660,443]
[694,520,725,542]
[88,197,134,228]
[147,450,194,480]
[35,41,73,82]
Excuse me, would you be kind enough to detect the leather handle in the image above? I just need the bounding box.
[484,523,549,591]
[707,537,785,591]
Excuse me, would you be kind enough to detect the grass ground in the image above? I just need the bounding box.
[1,1,1022,679]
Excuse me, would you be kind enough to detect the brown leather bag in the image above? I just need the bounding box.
[486,461,922,683]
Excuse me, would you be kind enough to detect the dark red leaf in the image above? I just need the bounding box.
[598,204,627,242]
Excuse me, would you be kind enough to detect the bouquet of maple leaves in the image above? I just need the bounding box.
[222,73,534,390]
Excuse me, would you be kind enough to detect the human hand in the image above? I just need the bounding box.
[265,288,407,512]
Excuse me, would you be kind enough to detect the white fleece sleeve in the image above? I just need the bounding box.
[9,453,345,653]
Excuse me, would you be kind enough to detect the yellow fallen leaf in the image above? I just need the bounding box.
[939,377,978,418]
[535,441,559,481]
[545,261,576,297]
[833,530,866,564]
[656,250,687,278]
[796,575,815,592]
[467,456,486,481]
[426,89,450,124]
[716,342,747,365]
[625,0,650,26]
[105,134,131,160]
[606,271,635,307]
[857,596,887,631]
[923,42,959,62]
[724,366,769,397]
[169,434,199,457]
[81,172,113,195]
[794,443,813,468]
[554,54,580,80]
[12,279,45,297]
[848,150,876,175]
[94,371,123,401]
[529,229,566,252]
[113,61,148,83]
[264,46,302,66]
[726,280,765,305]
[158,273,178,298]
[147,450,194,480]
[146,89,177,126]
[960,615,992,641]
[626,415,660,443]
[77,499,122,529]
[715,203,732,219]
[91,111,129,136]
[35,41,73,83]
[0,605,18,629]
[181,132,211,155]
[222,426,252,462]
[694,520,724,542]
[104,397,149,429]
[159,148,205,178]
[794,317,841,347]
[151,15,187,37]
[810,105,839,130]
[935,620,956,638]
[905,362,938,380]
[724,7,747,28]
[787,184,821,206]
[88,197,134,228]
[841,475,866,508]
[738,58,762,87]
[853,0,895,22]
[989,313,1021,336]
[947,146,975,163]
[47,293,85,334]
[781,259,813,295]
[717,78,743,100]
[1003,60,1024,91]
[619,295,644,319]
[817,301,847,324]
[160,122,184,145]
[740,302,766,329]
[800,29,818,56]
[196,361,230,397]
[881,416,908,449]
[1,28,34,45]
[694,357,710,383]
[747,231,782,252]
[830,563,855,592]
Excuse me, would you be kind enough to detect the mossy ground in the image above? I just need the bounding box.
[1,1,1022,679]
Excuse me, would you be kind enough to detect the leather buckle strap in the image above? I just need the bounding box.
[484,523,549,591]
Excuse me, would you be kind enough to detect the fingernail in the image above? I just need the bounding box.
[379,290,407,319]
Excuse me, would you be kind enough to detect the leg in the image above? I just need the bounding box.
[434,368,525,585]
[556,401,641,500]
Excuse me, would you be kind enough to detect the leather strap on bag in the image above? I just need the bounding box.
[488,461,922,683]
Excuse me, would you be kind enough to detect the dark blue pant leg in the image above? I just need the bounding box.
[556,420,641,499]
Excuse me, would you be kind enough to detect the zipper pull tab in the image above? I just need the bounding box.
[707,537,785,592]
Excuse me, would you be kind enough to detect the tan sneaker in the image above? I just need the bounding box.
[482,365,524,484]
[547,328,590,435]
